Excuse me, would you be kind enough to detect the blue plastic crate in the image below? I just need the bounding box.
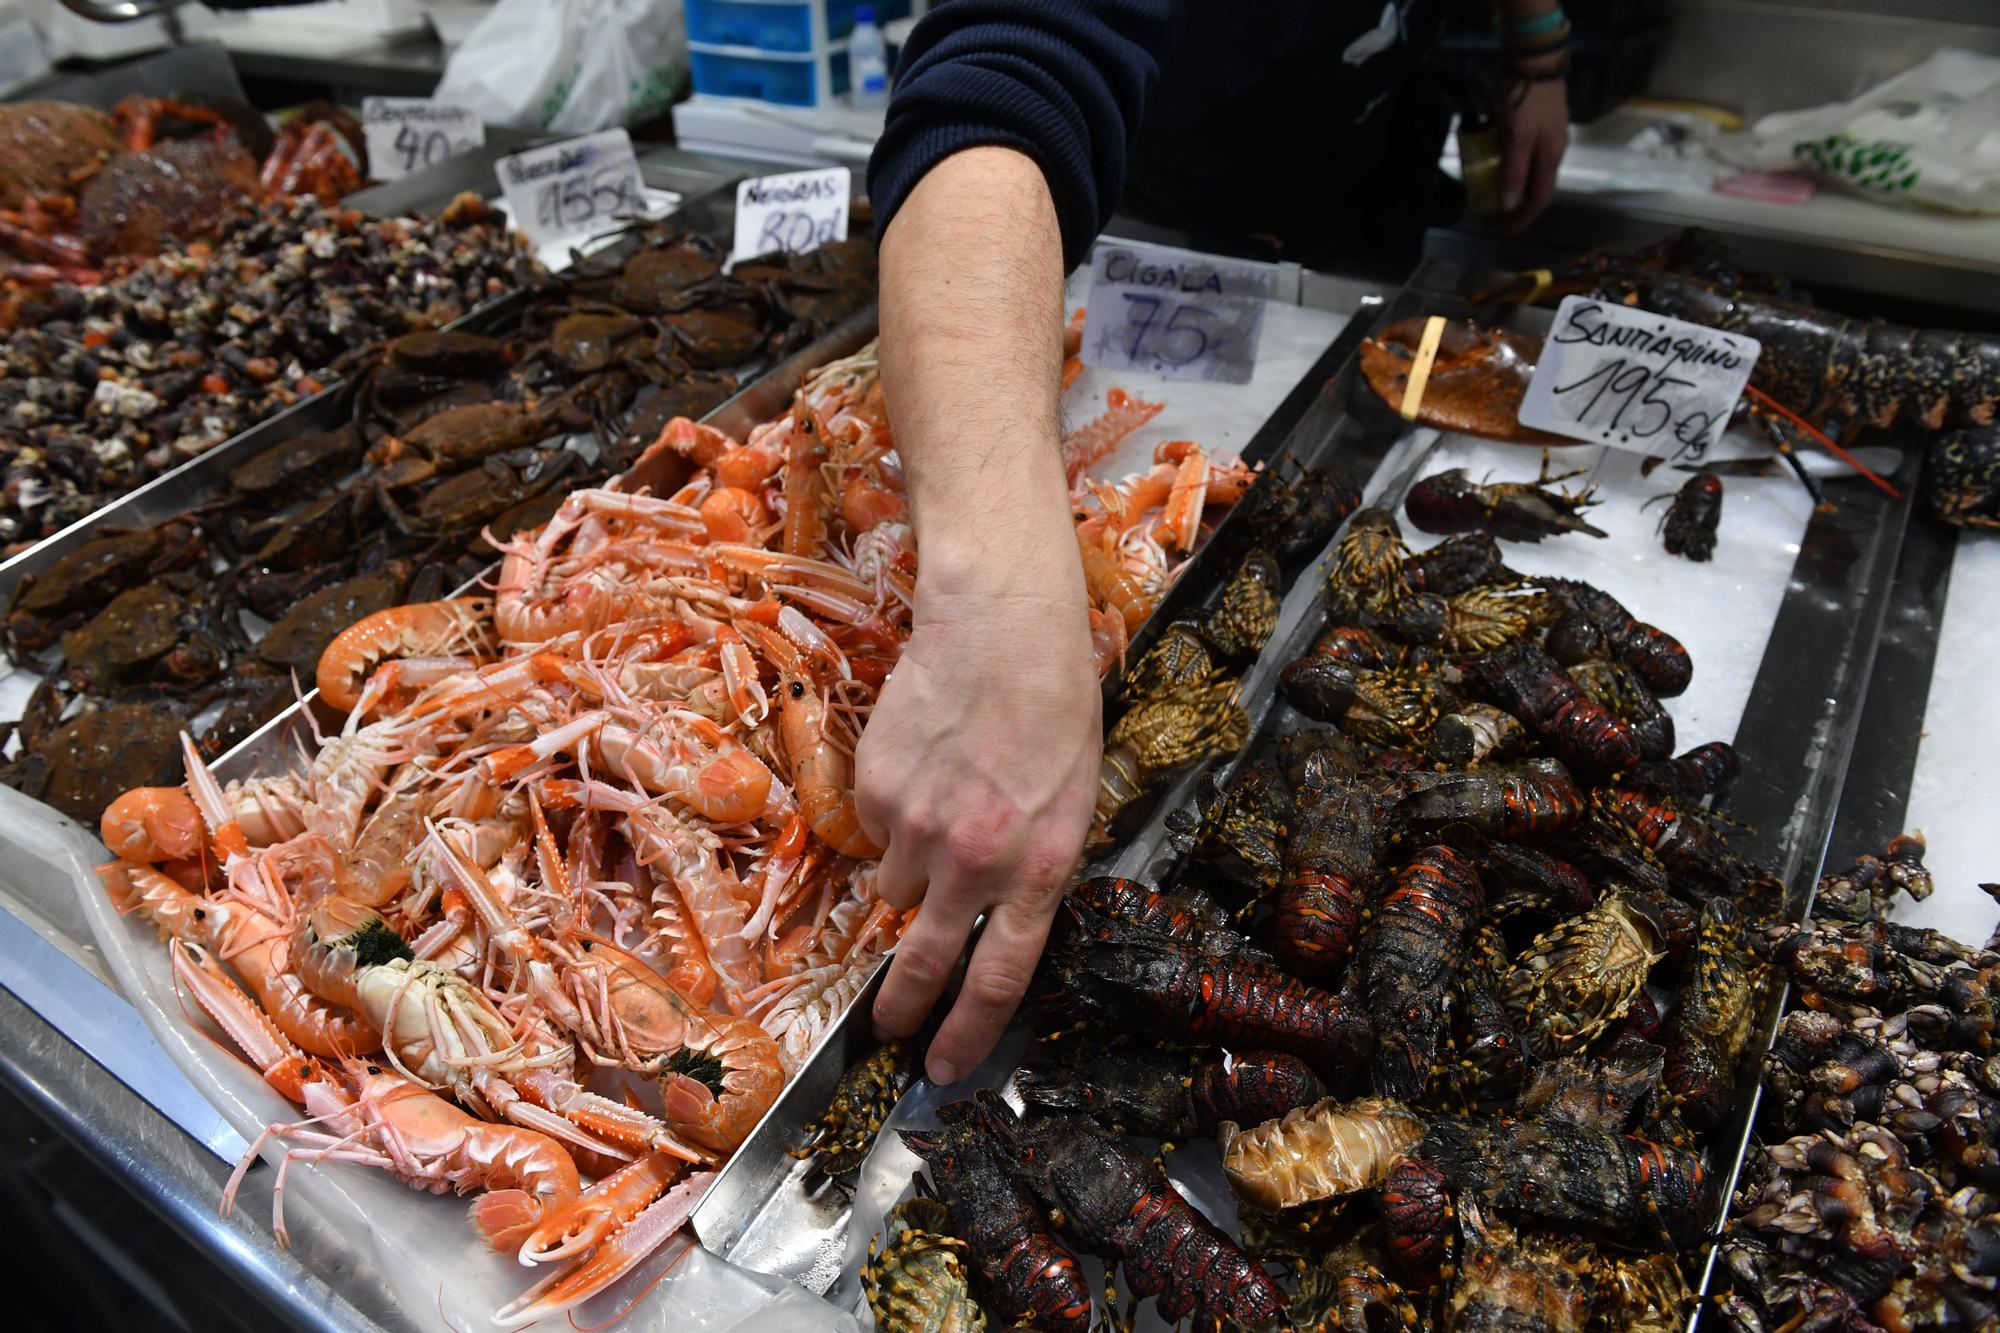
[688,43,851,108]
[683,0,906,54]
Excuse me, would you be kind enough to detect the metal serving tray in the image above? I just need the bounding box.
[1114,266,1924,1329]
[702,262,1922,1329]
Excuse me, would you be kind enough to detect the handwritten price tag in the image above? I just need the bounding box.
[1080,246,1271,385]
[362,98,484,181]
[732,167,850,264]
[495,130,647,251]
[1518,297,1762,461]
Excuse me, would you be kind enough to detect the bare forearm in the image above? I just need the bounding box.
[879,146,1078,598]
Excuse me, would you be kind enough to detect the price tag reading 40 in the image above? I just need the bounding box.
[732,167,849,264]
[362,98,484,181]
[1518,297,1762,461]
[495,130,647,252]
[1080,246,1271,385]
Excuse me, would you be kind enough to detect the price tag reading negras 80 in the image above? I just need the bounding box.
[495,129,646,251]
[1081,247,1271,385]
[1517,296,1762,461]
[361,97,484,181]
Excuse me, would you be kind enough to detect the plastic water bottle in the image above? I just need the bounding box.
[848,6,890,111]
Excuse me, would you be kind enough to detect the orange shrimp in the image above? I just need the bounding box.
[515,1149,684,1265]
[777,674,883,859]
[1157,446,1211,552]
[102,859,380,1058]
[1076,530,1154,634]
[493,1170,713,1330]
[652,416,737,468]
[315,597,496,714]
[714,441,785,489]
[593,714,775,826]
[1061,386,1164,486]
[697,485,766,543]
[840,472,905,533]
[1089,606,1129,677]
[100,786,203,862]
[782,398,830,557]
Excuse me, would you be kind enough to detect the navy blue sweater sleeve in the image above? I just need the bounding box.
[867,0,1185,272]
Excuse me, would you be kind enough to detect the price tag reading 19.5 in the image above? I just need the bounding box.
[361,98,484,181]
[1516,296,1763,461]
[495,130,647,251]
[1079,246,1271,385]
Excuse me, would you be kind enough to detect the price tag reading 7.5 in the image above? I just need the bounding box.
[1079,246,1271,385]
[495,130,647,251]
[1517,296,1762,461]
[361,97,484,181]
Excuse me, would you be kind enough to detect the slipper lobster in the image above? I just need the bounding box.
[902,1099,1092,1332]
[1036,899,1376,1082]
[1467,641,1643,780]
[1353,843,1485,1100]
[1015,1041,1324,1141]
[975,1092,1288,1329]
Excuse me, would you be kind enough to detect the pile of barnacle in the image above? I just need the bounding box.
[0,193,537,545]
[0,223,877,826]
[856,499,1785,1332]
[1716,836,2000,1332]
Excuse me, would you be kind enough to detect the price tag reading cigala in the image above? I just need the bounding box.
[1080,246,1271,385]
[362,97,484,181]
[733,167,850,263]
[495,130,647,251]
[1518,296,1762,460]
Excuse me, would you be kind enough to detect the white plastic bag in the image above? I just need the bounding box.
[1730,49,2000,214]
[435,0,688,134]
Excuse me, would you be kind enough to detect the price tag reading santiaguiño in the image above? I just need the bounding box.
[1517,296,1762,461]
[732,167,850,264]
[495,130,647,251]
[1080,246,1270,385]
[362,98,484,181]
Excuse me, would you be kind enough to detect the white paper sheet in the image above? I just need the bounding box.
[1900,536,2000,943]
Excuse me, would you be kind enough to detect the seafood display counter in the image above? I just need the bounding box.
[0,226,1382,1330]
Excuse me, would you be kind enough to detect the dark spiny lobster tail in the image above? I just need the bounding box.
[1069,876,1233,947]
[1394,759,1584,840]
[1281,654,1361,722]
[1355,844,1485,1100]
[1569,658,1676,762]
[1626,740,1740,804]
[984,1095,1287,1328]
[1189,1051,1328,1133]
[1483,841,1597,922]
[1600,788,1754,901]
[1014,1044,1325,1140]
[1658,471,1723,562]
[1403,533,1518,596]
[901,1098,1093,1333]
[1468,641,1643,780]
[1379,1156,1454,1282]
[1662,899,1766,1131]
[1404,456,1609,543]
[1544,580,1692,697]
[1418,1111,1714,1252]
[1035,905,1376,1081]
[1274,766,1387,984]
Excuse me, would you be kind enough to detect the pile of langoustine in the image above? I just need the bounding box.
[857,504,1783,1333]
[83,335,1252,1325]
